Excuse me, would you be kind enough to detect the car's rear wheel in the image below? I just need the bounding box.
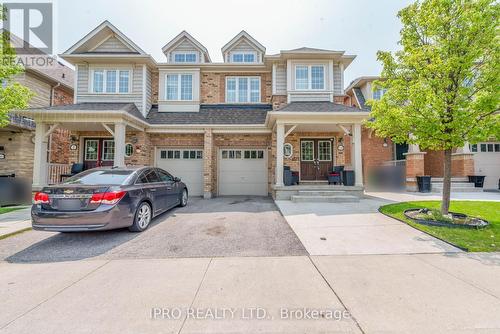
[179,188,188,207]
[129,202,152,232]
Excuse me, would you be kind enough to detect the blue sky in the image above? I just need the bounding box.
[55,0,414,87]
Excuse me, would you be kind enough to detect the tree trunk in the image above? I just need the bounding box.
[441,149,452,215]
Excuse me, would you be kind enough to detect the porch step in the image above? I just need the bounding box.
[431,182,476,188]
[431,177,469,182]
[431,186,483,193]
[297,190,347,196]
[291,195,360,203]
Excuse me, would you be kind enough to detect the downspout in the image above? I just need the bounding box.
[48,83,61,164]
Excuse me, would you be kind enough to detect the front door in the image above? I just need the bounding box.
[300,139,334,181]
[83,138,115,170]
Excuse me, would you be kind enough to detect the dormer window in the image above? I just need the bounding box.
[295,65,325,90]
[91,68,130,94]
[173,52,197,63]
[231,52,256,63]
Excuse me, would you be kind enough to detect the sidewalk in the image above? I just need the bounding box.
[0,208,32,239]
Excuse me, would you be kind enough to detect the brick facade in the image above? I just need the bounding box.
[361,127,393,181]
[451,153,475,177]
[200,72,272,104]
[52,87,73,106]
[405,152,426,191]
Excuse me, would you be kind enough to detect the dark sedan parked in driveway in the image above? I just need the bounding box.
[32,167,188,232]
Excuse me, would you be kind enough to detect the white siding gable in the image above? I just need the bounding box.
[92,35,135,53]
[167,38,202,63]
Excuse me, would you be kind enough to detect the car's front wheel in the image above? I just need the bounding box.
[129,202,152,232]
[179,189,188,207]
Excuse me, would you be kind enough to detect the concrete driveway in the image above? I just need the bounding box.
[0,197,306,263]
[275,196,461,255]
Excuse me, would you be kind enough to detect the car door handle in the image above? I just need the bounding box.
[150,188,157,192]
[166,187,172,190]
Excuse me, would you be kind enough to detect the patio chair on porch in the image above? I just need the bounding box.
[328,166,344,185]
[59,163,84,182]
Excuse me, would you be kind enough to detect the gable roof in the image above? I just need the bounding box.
[345,76,381,93]
[161,30,211,62]
[147,104,271,125]
[276,102,367,113]
[221,30,266,54]
[63,20,146,55]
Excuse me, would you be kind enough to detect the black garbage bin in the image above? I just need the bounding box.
[468,175,485,188]
[342,170,355,186]
[416,176,432,193]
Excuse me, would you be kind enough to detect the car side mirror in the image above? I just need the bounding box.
[173,177,181,182]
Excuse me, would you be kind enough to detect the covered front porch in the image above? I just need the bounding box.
[269,108,369,200]
[15,104,148,189]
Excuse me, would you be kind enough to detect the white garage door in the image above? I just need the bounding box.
[472,142,500,190]
[218,148,268,196]
[156,148,204,196]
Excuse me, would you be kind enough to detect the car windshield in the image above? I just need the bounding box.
[64,170,134,185]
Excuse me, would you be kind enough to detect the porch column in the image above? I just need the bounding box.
[275,122,285,186]
[404,136,426,191]
[452,142,474,177]
[32,122,49,188]
[352,123,363,187]
[114,122,126,167]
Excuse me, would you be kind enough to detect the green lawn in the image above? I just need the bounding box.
[379,201,500,252]
[0,206,27,215]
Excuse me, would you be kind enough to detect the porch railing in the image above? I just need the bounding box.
[9,114,36,129]
[47,163,72,185]
[382,159,406,167]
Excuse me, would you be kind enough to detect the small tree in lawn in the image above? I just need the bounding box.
[0,5,33,127]
[367,0,500,215]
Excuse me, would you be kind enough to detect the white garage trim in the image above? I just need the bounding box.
[471,142,500,190]
[155,147,204,196]
[217,148,268,196]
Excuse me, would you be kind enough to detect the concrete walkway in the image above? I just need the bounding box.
[1,254,499,333]
[0,208,31,239]
[275,196,461,256]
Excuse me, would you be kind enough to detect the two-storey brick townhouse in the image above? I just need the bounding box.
[21,20,487,198]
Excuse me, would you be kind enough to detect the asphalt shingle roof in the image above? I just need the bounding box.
[276,102,366,113]
[31,103,146,121]
[146,104,271,125]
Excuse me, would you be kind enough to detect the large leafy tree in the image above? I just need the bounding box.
[367,0,500,214]
[0,5,33,127]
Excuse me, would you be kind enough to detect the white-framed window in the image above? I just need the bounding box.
[160,149,203,159]
[373,88,387,100]
[165,74,193,101]
[294,65,325,90]
[221,149,264,159]
[318,140,332,161]
[226,77,260,103]
[102,140,115,161]
[84,139,99,161]
[471,143,500,153]
[231,52,256,63]
[173,52,197,63]
[300,141,314,161]
[92,69,130,94]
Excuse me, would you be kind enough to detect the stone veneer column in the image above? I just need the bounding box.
[203,128,213,199]
[451,143,475,177]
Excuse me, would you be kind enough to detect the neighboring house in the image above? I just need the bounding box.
[17,20,489,197]
[0,33,74,183]
[346,76,499,190]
